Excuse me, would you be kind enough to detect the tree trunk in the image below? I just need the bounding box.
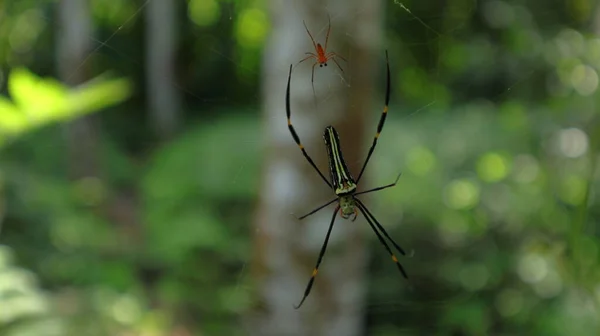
[250,1,383,335]
[56,0,99,180]
[145,0,180,140]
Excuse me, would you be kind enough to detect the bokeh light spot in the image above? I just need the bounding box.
[518,253,547,283]
[111,294,142,325]
[558,127,588,158]
[533,270,563,298]
[188,0,220,27]
[511,154,539,183]
[236,9,269,48]
[406,146,436,176]
[482,1,515,29]
[570,64,598,96]
[556,28,585,58]
[476,152,510,182]
[444,179,480,210]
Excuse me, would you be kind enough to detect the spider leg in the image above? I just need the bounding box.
[295,55,316,69]
[330,57,344,73]
[356,201,408,278]
[356,199,406,256]
[326,52,347,63]
[311,62,318,83]
[311,61,318,106]
[303,20,319,53]
[356,50,391,184]
[285,64,332,188]
[294,206,340,309]
[324,13,332,53]
[355,172,402,196]
[297,198,338,220]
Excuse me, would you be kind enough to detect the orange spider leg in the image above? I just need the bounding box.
[302,20,319,54]
[330,57,344,73]
[294,54,316,72]
[323,52,347,73]
[293,51,319,99]
[310,62,318,83]
[297,55,315,65]
[326,52,347,63]
[297,55,321,83]
[324,14,332,53]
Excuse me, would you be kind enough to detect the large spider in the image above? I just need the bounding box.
[286,50,408,309]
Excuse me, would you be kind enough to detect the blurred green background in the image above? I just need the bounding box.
[1,0,600,335]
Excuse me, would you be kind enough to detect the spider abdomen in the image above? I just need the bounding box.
[323,126,357,196]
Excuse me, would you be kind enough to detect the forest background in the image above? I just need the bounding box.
[1,0,600,335]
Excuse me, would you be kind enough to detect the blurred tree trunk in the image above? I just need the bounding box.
[250,1,383,335]
[145,0,180,139]
[56,0,98,179]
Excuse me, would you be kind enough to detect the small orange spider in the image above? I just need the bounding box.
[296,15,347,86]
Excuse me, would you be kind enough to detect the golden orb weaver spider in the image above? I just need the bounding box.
[286,50,408,309]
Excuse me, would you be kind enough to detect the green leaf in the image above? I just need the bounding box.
[0,97,27,135]
[8,67,67,124]
[66,75,133,118]
[1,68,133,147]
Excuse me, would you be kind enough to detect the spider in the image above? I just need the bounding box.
[286,50,408,309]
[296,15,347,89]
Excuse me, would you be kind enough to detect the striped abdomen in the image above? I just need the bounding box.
[323,126,357,195]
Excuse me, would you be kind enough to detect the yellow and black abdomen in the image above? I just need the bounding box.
[323,126,357,195]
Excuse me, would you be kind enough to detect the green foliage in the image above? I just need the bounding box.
[140,116,255,333]
[367,104,600,334]
[0,245,64,336]
[0,68,132,145]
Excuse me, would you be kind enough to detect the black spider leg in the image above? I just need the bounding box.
[297,198,338,220]
[356,50,391,184]
[294,205,340,309]
[356,198,406,257]
[286,64,332,189]
[356,201,408,278]
[355,172,402,196]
